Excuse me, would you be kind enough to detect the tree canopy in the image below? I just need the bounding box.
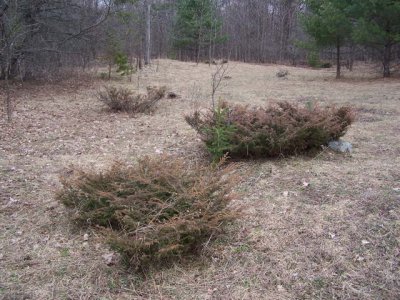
[303,0,400,78]
[352,0,400,77]
[303,0,353,78]
[173,0,224,62]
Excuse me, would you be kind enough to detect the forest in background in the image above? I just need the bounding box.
[1,0,399,82]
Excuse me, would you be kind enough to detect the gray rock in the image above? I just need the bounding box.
[328,140,353,153]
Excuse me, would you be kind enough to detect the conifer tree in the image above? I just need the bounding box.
[303,0,353,78]
[352,0,400,77]
[173,0,223,62]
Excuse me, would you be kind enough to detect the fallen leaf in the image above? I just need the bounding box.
[277,285,286,292]
[102,252,116,266]
[7,197,19,206]
[356,255,365,261]
[302,181,310,187]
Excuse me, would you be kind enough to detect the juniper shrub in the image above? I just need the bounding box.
[186,101,355,160]
[57,156,237,270]
[98,86,166,114]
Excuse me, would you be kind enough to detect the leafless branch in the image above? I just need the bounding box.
[211,62,229,109]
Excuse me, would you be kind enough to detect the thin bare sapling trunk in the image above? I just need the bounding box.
[4,66,12,122]
[336,39,341,79]
[145,0,151,65]
[211,63,228,109]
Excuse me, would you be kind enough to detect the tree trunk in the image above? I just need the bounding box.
[336,41,341,79]
[0,66,5,80]
[349,44,354,72]
[196,42,200,63]
[383,43,391,78]
[138,40,143,69]
[4,65,12,122]
[144,1,151,65]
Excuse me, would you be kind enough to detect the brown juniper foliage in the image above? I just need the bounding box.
[186,101,355,160]
[98,86,166,113]
[57,156,238,270]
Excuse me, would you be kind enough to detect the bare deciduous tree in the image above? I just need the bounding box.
[211,62,228,109]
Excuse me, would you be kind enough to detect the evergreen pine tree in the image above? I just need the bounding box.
[173,0,224,62]
[303,0,353,78]
[352,0,400,77]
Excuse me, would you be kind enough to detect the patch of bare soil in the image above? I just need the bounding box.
[1,60,399,299]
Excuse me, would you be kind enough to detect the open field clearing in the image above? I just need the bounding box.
[1,60,400,299]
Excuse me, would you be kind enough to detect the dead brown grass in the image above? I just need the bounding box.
[1,60,399,299]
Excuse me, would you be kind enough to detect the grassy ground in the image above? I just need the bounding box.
[1,60,399,299]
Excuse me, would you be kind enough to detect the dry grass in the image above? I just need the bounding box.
[1,60,400,299]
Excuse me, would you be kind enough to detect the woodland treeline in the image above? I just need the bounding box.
[1,0,399,81]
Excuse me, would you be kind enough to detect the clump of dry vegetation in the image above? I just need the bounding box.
[186,101,355,160]
[276,69,289,78]
[98,86,166,114]
[56,156,237,271]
